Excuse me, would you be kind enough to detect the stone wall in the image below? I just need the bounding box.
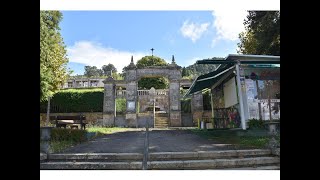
[181,113,193,127]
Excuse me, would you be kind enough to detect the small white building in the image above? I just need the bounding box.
[62,78,105,88]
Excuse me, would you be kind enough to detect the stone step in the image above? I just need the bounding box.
[155,123,169,125]
[155,119,169,121]
[155,120,169,123]
[155,119,169,122]
[148,157,279,170]
[46,149,272,162]
[41,161,142,170]
[41,157,279,170]
[155,114,169,117]
[148,149,273,161]
[48,153,142,162]
[225,165,280,170]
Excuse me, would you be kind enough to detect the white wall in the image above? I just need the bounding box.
[223,77,238,108]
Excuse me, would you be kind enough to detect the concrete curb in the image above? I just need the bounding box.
[41,156,279,170]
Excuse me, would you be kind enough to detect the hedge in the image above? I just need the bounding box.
[40,88,104,113]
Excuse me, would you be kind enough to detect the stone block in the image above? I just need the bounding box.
[149,161,184,170]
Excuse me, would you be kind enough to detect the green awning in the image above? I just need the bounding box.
[184,64,235,97]
[184,54,280,97]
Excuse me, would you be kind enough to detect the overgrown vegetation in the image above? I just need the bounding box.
[40,128,87,153]
[247,118,266,129]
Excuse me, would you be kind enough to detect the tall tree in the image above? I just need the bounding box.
[102,63,117,76]
[84,66,102,77]
[136,56,168,68]
[40,11,69,102]
[237,11,280,55]
[181,67,190,77]
[136,56,169,89]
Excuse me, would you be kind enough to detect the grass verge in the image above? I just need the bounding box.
[190,129,273,149]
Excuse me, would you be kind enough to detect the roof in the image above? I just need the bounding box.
[196,54,280,65]
[184,63,235,97]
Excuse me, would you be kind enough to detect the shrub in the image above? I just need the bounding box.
[50,128,87,143]
[116,98,126,114]
[248,118,265,129]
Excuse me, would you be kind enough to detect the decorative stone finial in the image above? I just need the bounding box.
[127,55,136,70]
[172,55,175,64]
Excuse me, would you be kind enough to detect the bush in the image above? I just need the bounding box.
[50,128,87,143]
[116,98,126,114]
[248,118,265,129]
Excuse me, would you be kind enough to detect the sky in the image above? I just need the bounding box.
[60,10,248,75]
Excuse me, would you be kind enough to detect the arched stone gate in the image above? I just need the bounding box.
[102,56,203,127]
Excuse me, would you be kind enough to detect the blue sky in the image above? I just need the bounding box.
[60,11,248,75]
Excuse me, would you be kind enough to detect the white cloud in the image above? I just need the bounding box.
[67,41,146,72]
[180,20,210,43]
[211,9,248,45]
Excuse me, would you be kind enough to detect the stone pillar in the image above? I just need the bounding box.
[168,58,182,127]
[125,57,138,127]
[169,80,181,126]
[40,127,54,154]
[191,91,204,125]
[102,77,116,126]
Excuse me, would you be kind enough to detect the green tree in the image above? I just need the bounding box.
[136,56,169,89]
[237,11,280,55]
[84,66,103,77]
[102,63,117,76]
[136,56,168,68]
[40,11,69,102]
[181,67,190,77]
